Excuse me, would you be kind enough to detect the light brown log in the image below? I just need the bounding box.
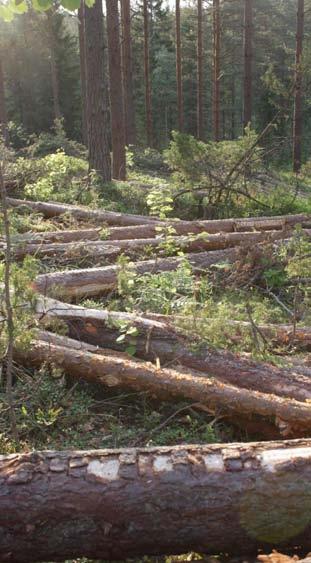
[37,298,311,406]
[33,248,237,297]
[14,337,311,435]
[7,197,160,226]
[4,439,311,561]
[11,228,101,245]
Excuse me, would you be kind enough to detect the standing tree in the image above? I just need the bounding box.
[243,0,253,131]
[197,0,203,139]
[84,0,111,182]
[143,0,153,147]
[293,0,304,173]
[78,2,88,146]
[212,0,220,141]
[46,10,61,121]
[106,0,126,180]
[120,0,136,146]
[0,53,9,146]
[175,0,183,131]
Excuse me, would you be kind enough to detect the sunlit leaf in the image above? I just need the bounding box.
[31,0,52,11]
[60,0,80,11]
[84,0,95,6]
[0,4,14,20]
[8,0,28,13]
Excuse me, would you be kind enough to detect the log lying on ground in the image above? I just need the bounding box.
[11,228,302,262]
[7,197,161,226]
[3,439,311,562]
[33,248,237,297]
[107,212,311,240]
[37,298,311,405]
[14,336,311,435]
[11,227,101,245]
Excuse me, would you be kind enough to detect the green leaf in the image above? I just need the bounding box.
[60,0,80,11]
[31,0,52,10]
[84,0,95,6]
[0,4,14,20]
[125,345,136,356]
[8,0,27,13]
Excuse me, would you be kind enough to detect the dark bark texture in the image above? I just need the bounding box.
[197,0,204,139]
[3,440,311,561]
[243,0,253,130]
[78,2,88,146]
[212,0,220,141]
[84,0,111,181]
[143,0,153,147]
[120,0,136,145]
[176,0,183,131]
[293,0,304,172]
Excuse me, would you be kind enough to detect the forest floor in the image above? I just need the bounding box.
[1,144,311,562]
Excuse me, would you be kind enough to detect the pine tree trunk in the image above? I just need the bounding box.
[175,0,183,131]
[84,0,111,182]
[231,77,235,139]
[46,11,62,121]
[197,0,203,139]
[243,0,253,131]
[143,0,153,147]
[0,54,9,146]
[4,440,311,561]
[120,0,136,145]
[78,2,88,146]
[212,0,220,142]
[106,0,126,180]
[293,0,304,173]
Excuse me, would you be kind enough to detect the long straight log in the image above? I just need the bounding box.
[11,228,101,245]
[33,248,237,297]
[7,197,160,226]
[37,298,311,405]
[11,228,303,262]
[14,337,311,435]
[3,439,311,561]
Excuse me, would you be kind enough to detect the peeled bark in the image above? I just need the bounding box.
[4,440,311,561]
[7,197,160,226]
[37,298,311,407]
[15,337,311,436]
[33,249,237,297]
[106,0,126,180]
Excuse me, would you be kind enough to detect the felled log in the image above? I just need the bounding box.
[11,227,101,245]
[37,298,311,405]
[3,439,311,562]
[106,212,311,240]
[12,229,301,262]
[33,248,237,297]
[7,197,160,226]
[14,336,311,435]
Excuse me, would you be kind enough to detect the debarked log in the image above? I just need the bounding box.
[3,439,311,561]
[10,228,301,262]
[36,298,311,404]
[6,197,161,226]
[33,249,237,297]
[14,335,311,436]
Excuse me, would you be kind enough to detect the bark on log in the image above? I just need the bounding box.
[12,228,305,262]
[11,228,101,245]
[7,197,160,226]
[33,248,237,297]
[4,439,311,561]
[14,337,311,435]
[37,298,311,405]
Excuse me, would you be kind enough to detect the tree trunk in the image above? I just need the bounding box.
[46,11,62,121]
[0,52,9,146]
[106,0,126,180]
[7,197,160,226]
[197,0,204,140]
[243,0,253,131]
[12,228,305,261]
[4,439,311,561]
[78,2,88,146]
[15,337,311,435]
[143,0,153,147]
[33,249,237,297]
[84,0,111,182]
[175,0,183,131]
[120,0,136,145]
[212,0,220,141]
[37,298,311,406]
[293,0,304,173]
[8,198,310,232]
